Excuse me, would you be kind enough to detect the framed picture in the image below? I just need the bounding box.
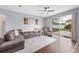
[24,17,28,24]
[35,19,38,25]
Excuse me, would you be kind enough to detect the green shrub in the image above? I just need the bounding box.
[64,24,71,32]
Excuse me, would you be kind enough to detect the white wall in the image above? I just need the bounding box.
[0,8,44,32]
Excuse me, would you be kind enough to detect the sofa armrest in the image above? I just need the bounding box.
[0,35,25,51]
[0,37,24,48]
[0,40,24,52]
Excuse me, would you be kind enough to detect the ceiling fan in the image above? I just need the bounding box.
[39,6,55,14]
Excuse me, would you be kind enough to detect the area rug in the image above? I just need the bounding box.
[16,36,57,53]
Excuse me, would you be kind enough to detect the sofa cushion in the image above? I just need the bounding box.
[29,32,35,38]
[0,38,4,45]
[18,29,23,35]
[15,35,24,40]
[23,32,29,39]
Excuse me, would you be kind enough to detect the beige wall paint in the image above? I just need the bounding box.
[0,14,5,38]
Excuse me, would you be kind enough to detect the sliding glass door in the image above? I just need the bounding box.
[52,14,72,40]
[58,15,72,39]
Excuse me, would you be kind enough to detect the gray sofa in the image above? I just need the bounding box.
[0,29,25,53]
[23,28,52,39]
[23,31,43,39]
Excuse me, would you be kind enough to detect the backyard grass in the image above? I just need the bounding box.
[53,28,68,32]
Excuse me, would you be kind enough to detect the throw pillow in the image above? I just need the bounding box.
[14,30,19,36]
[4,30,15,41]
[18,29,23,35]
[8,30,15,41]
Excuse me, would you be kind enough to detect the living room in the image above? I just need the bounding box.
[0,5,79,53]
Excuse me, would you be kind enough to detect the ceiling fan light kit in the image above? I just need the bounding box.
[18,5,22,7]
[39,6,55,15]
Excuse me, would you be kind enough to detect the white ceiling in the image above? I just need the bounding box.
[0,5,79,18]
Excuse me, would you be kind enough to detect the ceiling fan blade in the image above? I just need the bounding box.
[47,10,55,12]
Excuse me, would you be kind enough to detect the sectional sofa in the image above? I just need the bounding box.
[0,29,25,53]
[0,27,52,53]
